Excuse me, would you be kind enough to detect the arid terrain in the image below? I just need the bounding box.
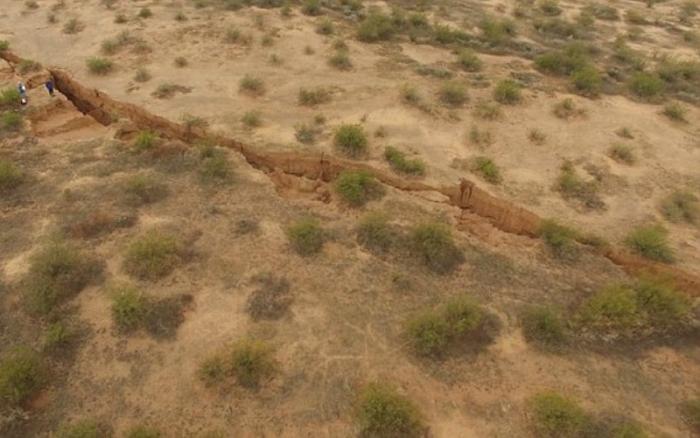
[0,0,699,437]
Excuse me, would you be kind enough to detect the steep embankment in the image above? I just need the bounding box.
[2,49,698,295]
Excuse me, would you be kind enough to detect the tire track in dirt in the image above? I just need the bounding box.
[1,50,697,295]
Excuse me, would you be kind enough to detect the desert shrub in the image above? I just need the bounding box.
[334,170,383,207]
[133,130,157,151]
[138,7,152,18]
[624,225,674,262]
[56,419,105,438]
[227,339,276,388]
[42,321,75,354]
[628,72,664,99]
[239,75,265,96]
[584,3,619,20]
[316,17,334,35]
[1,111,22,132]
[410,223,463,274]
[18,59,41,74]
[241,110,262,128]
[24,242,102,315]
[681,399,700,433]
[126,426,161,438]
[383,146,425,176]
[198,147,233,184]
[132,67,151,82]
[468,126,493,147]
[63,18,83,34]
[111,285,147,332]
[535,44,590,76]
[570,64,601,95]
[334,124,368,158]
[538,219,578,258]
[302,0,322,16]
[0,159,23,190]
[123,231,184,280]
[0,40,9,51]
[0,88,21,109]
[356,212,395,253]
[357,12,396,42]
[521,306,567,349]
[328,51,352,70]
[246,274,291,320]
[472,156,501,184]
[431,24,471,45]
[530,392,589,438]
[456,49,482,72]
[406,311,451,356]
[295,123,320,144]
[438,81,468,106]
[86,57,113,75]
[660,191,699,224]
[662,102,687,122]
[528,128,546,144]
[556,162,603,210]
[0,347,43,407]
[473,101,502,120]
[298,87,331,106]
[174,56,188,67]
[480,17,516,45]
[608,143,635,165]
[356,383,424,437]
[287,218,324,256]
[553,98,584,119]
[539,0,562,16]
[656,58,700,93]
[124,174,168,206]
[493,79,522,104]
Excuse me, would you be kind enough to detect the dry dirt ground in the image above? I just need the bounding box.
[1,0,699,437]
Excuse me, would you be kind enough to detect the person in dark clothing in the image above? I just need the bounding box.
[17,82,27,105]
[45,79,55,97]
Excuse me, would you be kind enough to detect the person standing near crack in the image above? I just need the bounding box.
[17,81,27,105]
[45,78,55,97]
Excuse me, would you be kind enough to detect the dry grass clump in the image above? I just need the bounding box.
[0,159,24,191]
[123,231,186,280]
[86,57,114,75]
[538,219,579,259]
[471,156,501,184]
[199,339,276,389]
[493,79,522,104]
[123,173,169,206]
[456,48,482,72]
[383,146,426,176]
[521,306,568,350]
[110,284,190,338]
[473,101,501,120]
[298,87,331,106]
[624,224,674,263]
[198,145,233,185]
[438,81,468,107]
[410,223,464,274]
[63,18,84,34]
[0,347,44,407]
[553,98,585,119]
[286,218,325,256]
[608,144,635,165]
[660,191,698,224]
[357,12,396,42]
[530,392,590,437]
[662,102,687,122]
[245,274,292,320]
[555,161,604,210]
[355,383,425,438]
[239,75,265,96]
[64,209,136,239]
[356,212,396,254]
[334,170,384,207]
[334,124,368,158]
[328,50,352,70]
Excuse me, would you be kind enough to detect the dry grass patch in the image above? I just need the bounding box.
[384,146,425,176]
[287,218,325,256]
[660,191,698,225]
[199,339,276,389]
[334,170,384,207]
[0,159,24,191]
[410,223,464,274]
[123,231,186,280]
[624,224,674,263]
[0,347,44,407]
[334,124,368,158]
[245,274,292,320]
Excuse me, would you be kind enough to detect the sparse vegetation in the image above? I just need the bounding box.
[63,18,83,34]
[493,79,522,104]
[298,87,331,106]
[410,223,463,274]
[457,49,482,72]
[0,41,8,51]
[138,7,152,18]
[681,399,700,433]
[111,285,147,332]
[0,88,21,109]
[316,18,334,35]
[301,0,322,16]
[355,383,424,438]
[472,156,501,184]
[334,170,383,207]
[174,56,188,68]
[556,161,604,210]
[18,59,41,74]
[246,274,291,320]
[124,174,168,206]
[356,212,395,253]
[24,242,102,315]
[624,224,674,263]
[123,231,185,280]
[295,123,320,144]
[239,75,265,96]
[530,392,589,437]
[538,219,579,259]
[468,125,493,147]
[528,128,546,145]
[334,124,368,158]
[134,68,151,82]
[438,81,468,106]
[0,159,23,190]
[0,347,43,407]
[384,146,426,176]
[287,218,324,256]
[56,419,105,438]
[200,339,276,388]
[662,102,687,122]
[521,306,568,349]
[608,143,635,165]
[628,72,664,99]
[553,98,585,119]
[0,112,23,132]
[198,146,233,184]
[241,110,262,128]
[660,191,699,224]
[134,130,157,152]
[480,17,517,45]
[86,57,113,75]
[328,51,352,70]
[473,101,501,120]
[125,425,162,438]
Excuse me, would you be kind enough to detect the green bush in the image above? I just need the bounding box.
[198,147,233,184]
[355,383,424,438]
[334,170,383,207]
[0,347,43,407]
[628,72,664,98]
[229,339,276,388]
[56,419,104,438]
[24,242,102,315]
[0,40,8,51]
[438,81,468,106]
[384,146,425,175]
[1,111,22,132]
[681,398,700,433]
[556,161,604,210]
[493,79,522,104]
[472,156,501,184]
[133,130,157,151]
[0,159,23,190]
[356,212,395,253]
[530,392,589,438]
[457,49,482,72]
[126,426,161,438]
[538,219,578,258]
[239,74,265,95]
[357,12,396,42]
[295,123,320,144]
[521,306,567,349]
[123,231,184,280]
[535,44,590,76]
[124,174,169,206]
[410,223,463,274]
[111,285,147,332]
[241,110,262,128]
[625,224,674,262]
[662,102,687,122]
[480,17,516,45]
[86,57,113,75]
[334,124,368,158]
[287,218,324,256]
[298,87,331,106]
[608,144,635,164]
[0,88,21,109]
[570,64,601,95]
[328,51,352,70]
[660,191,698,224]
[406,311,451,356]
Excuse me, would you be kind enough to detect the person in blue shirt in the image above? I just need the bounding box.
[45,79,55,96]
